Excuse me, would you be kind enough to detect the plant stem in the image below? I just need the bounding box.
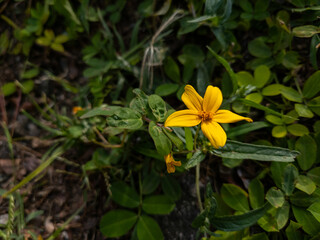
[196,163,203,211]
[193,125,201,150]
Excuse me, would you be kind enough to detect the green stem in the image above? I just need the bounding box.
[196,163,203,211]
[193,125,201,150]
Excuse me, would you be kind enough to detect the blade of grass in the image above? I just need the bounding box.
[2,144,67,198]
[1,122,14,159]
[46,203,85,240]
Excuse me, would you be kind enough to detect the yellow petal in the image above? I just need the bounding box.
[201,121,227,148]
[165,110,201,127]
[203,86,223,113]
[213,110,253,123]
[181,85,203,111]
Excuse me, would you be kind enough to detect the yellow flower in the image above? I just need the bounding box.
[165,153,181,173]
[165,85,253,148]
[72,106,83,115]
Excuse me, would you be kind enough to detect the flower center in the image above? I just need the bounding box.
[199,111,212,122]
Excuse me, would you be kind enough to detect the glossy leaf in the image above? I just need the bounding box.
[307,202,320,223]
[294,104,314,118]
[292,206,320,235]
[302,70,320,99]
[272,125,287,138]
[287,124,309,136]
[280,87,302,103]
[249,178,265,209]
[262,84,284,96]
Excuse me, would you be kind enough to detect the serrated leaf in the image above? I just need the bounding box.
[100,210,137,237]
[142,195,175,215]
[110,181,140,208]
[212,140,299,162]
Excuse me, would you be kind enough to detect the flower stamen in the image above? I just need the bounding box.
[199,111,212,122]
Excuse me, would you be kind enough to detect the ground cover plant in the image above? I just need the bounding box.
[0,0,320,239]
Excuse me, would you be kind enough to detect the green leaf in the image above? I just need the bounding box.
[238,98,286,118]
[296,135,316,170]
[287,124,309,136]
[262,84,284,96]
[290,190,320,207]
[207,47,237,93]
[155,83,179,96]
[142,171,160,195]
[245,92,263,104]
[148,121,172,156]
[293,25,320,38]
[282,164,299,196]
[21,68,39,79]
[266,115,283,125]
[236,71,254,87]
[253,65,270,88]
[212,140,299,162]
[302,70,320,99]
[142,195,175,215]
[163,128,183,150]
[110,181,140,208]
[51,42,64,52]
[295,175,316,195]
[308,96,320,116]
[280,87,302,103]
[307,167,320,186]
[55,34,69,44]
[148,95,167,122]
[276,201,290,229]
[248,38,272,58]
[36,37,51,46]
[100,210,137,237]
[184,150,206,169]
[266,187,285,208]
[272,125,287,138]
[285,221,303,240]
[292,206,320,235]
[249,179,265,209]
[307,202,320,223]
[161,175,181,201]
[221,184,249,212]
[80,106,120,118]
[209,203,270,231]
[21,80,34,94]
[137,215,163,240]
[294,104,314,118]
[227,121,269,138]
[164,57,180,82]
[1,82,16,96]
[107,107,143,130]
[258,207,279,232]
[243,233,268,240]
